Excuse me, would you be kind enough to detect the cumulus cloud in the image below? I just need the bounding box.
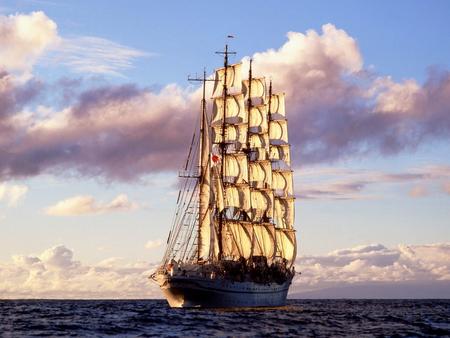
[1,245,159,299]
[292,243,450,297]
[0,243,448,299]
[1,21,450,181]
[0,11,58,75]
[0,183,28,206]
[45,193,138,216]
[145,239,162,250]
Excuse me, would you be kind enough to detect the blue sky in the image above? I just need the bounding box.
[0,1,449,298]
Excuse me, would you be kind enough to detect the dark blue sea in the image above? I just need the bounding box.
[1,299,449,337]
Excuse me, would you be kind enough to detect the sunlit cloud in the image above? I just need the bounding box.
[0,183,28,207]
[1,17,450,182]
[0,242,448,299]
[0,245,158,299]
[0,11,58,77]
[292,242,450,297]
[145,239,162,250]
[296,164,450,200]
[45,193,138,216]
[47,36,150,76]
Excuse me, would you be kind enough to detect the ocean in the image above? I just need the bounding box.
[1,299,449,337]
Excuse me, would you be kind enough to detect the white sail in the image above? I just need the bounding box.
[268,93,285,118]
[212,124,247,148]
[212,63,242,98]
[274,197,294,229]
[199,109,212,260]
[227,222,253,259]
[214,167,225,212]
[212,94,246,126]
[269,120,288,144]
[249,160,272,189]
[224,153,248,184]
[272,170,293,197]
[250,189,273,220]
[249,133,269,149]
[249,105,268,133]
[269,144,291,165]
[225,185,250,212]
[253,224,275,259]
[249,147,267,162]
[275,228,296,265]
[243,78,266,103]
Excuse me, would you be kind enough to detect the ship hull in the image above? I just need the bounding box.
[158,275,292,308]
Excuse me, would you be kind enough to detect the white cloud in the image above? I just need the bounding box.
[145,239,162,250]
[296,164,450,200]
[1,245,159,299]
[0,242,448,299]
[0,183,28,207]
[293,243,450,295]
[0,11,147,78]
[45,193,138,216]
[48,36,149,76]
[0,11,58,75]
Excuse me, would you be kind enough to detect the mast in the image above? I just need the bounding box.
[198,70,207,261]
[189,70,214,262]
[215,43,236,260]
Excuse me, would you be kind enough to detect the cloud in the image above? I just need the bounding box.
[442,182,450,195]
[1,22,450,181]
[45,193,138,216]
[145,239,162,250]
[409,185,428,198]
[0,11,58,75]
[297,164,450,200]
[1,245,159,299]
[0,183,28,206]
[0,11,147,78]
[292,243,450,297]
[47,36,149,76]
[0,242,448,299]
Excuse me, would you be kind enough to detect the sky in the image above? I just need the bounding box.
[0,0,449,298]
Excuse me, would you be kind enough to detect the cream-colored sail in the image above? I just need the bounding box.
[249,105,268,133]
[214,167,225,212]
[249,147,267,161]
[272,170,293,197]
[212,124,247,147]
[199,109,212,260]
[253,224,275,259]
[224,153,248,184]
[249,133,269,149]
[227,222,253,259]
[212,63,242,97]
[249,160,272,189]
[269,120,288,144]
[243,78,265,101]
[268,93,285,118]
[212,94,246,126]
[250,190,273,220]
[275,228,296,265]
[269,144,291,165]
[225,185,250,211]
[274,197,294,229]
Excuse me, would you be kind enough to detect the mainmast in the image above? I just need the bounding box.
[215,43,236,260]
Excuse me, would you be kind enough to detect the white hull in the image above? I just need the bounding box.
[158,275,292,308]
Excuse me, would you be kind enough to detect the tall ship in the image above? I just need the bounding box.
[151,44,297,308]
